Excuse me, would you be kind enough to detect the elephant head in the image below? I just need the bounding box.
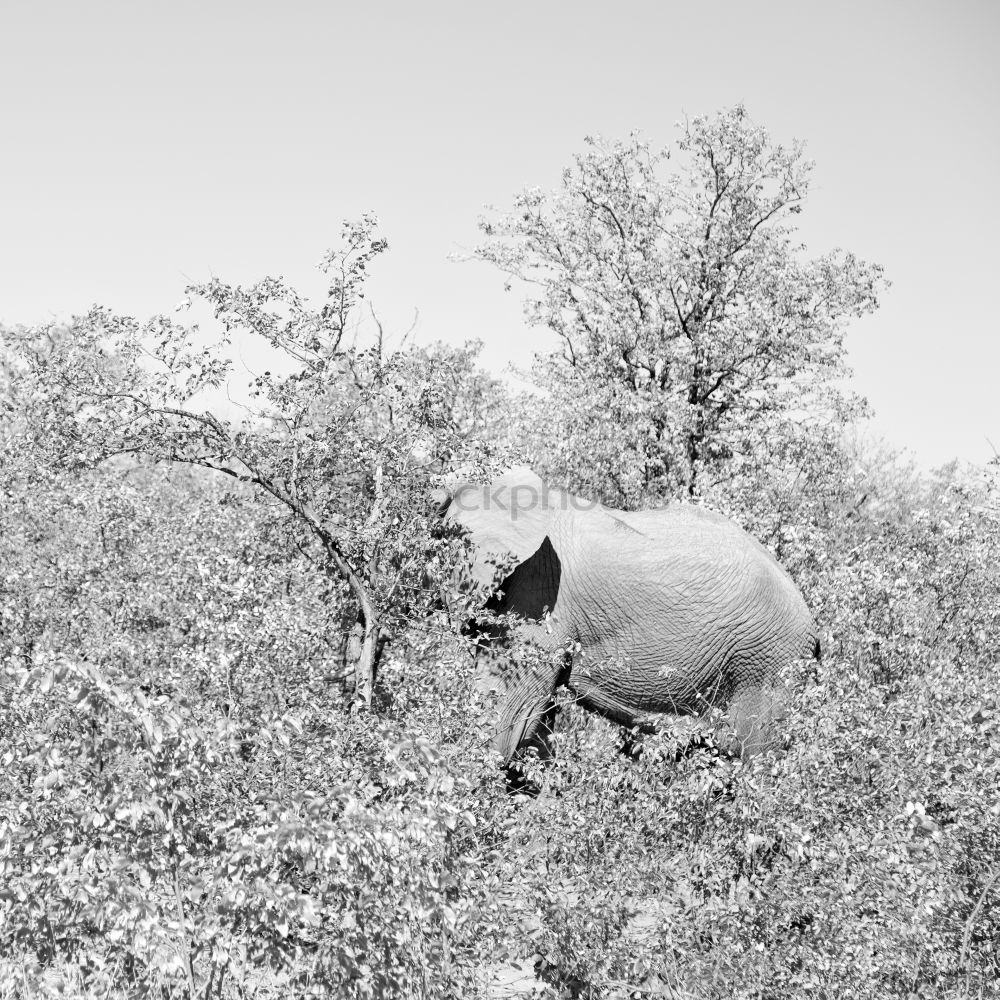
[440,468,818,768]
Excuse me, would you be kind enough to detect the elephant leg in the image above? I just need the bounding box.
[565,671,707,751]
[572,686,664,733]
[567,662,780,759]
[564,661,680,733]
[619,728,645,760]
[475,645,562,766]
[505,697,559,794]
[516,696,559,760]
[717,678,790,756]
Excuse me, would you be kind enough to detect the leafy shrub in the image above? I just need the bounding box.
[3,112,999,997]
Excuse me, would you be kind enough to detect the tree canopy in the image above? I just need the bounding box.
[12,216,508,705]
[476,105,885,503]
[2,108,998,998]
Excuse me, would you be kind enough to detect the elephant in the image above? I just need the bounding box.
[439,468,817,768]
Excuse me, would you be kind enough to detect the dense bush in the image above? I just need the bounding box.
[2,109,999,997]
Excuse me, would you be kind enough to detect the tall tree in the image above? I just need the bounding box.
[476,106,886,504]
[8,217,500,705]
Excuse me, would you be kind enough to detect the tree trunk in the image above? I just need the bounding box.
[238,466,382,708]
[346,613,382,708]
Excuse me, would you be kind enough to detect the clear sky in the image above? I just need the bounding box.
[2,1,997,466]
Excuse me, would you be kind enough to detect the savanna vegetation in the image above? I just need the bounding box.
[2,107,998,998]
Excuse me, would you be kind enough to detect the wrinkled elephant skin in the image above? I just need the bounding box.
[442,468,817,765]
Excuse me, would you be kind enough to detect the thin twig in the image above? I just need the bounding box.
[960,866,1000,971]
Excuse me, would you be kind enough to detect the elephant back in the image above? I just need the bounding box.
[565,499,815,664]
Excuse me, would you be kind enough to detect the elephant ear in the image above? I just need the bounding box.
[446,467,556,591]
